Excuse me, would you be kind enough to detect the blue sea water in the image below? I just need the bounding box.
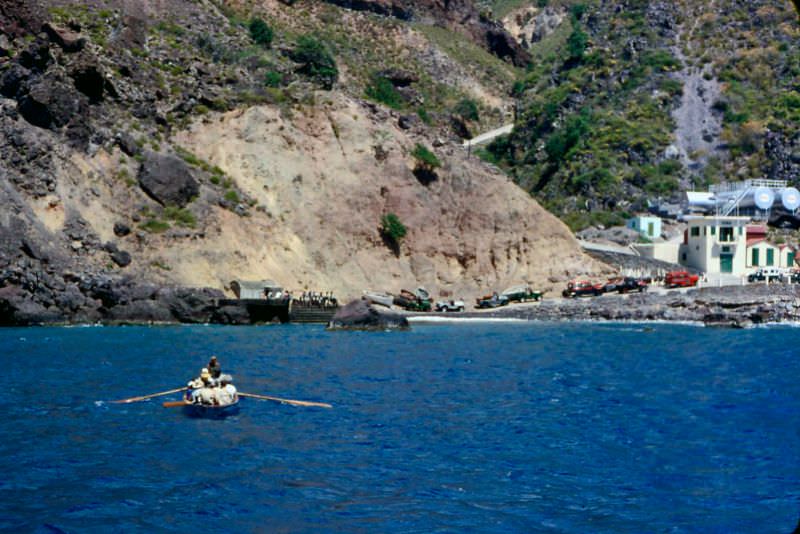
[1,322,799,533]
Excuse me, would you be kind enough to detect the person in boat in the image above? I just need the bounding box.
[207,356,222,379]
[215,375,237,405]
[188,368,215,404]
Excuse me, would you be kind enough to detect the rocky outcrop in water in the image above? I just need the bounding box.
[327,298,409,330]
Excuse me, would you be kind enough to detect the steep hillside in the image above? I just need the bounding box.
[482,0,799,230]
[0,0,605,322]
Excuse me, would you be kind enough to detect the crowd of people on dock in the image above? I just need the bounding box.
[186,356,238,406]
[293,291,338,308]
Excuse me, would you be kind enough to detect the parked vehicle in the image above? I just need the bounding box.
[603,276,648,294]
[393,287,432,311]
[664,271,699,288]
[562,280,603,298]
[476,292,509,308]
[435,300,465,312]
[501,284,543,303]
[747,268,784,283]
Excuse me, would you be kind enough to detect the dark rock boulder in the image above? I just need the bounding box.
[327,298,409,330]
[398,114,419,130]
[0,285,61,325]
[0,64,30,98]
[18,40,51,72]
[105,299,175,324]
[138,151,199,207]
[379,68,418,87]
[484,26,531,67]
[110,250,132,267]
[18,77,88,129]
[42,22,86,52]
[155,287,226,323]
[69,60,105,103]
[115,133,139,157]
[212,303,253,325]
[113,221,131,237]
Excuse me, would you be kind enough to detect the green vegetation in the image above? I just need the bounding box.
[140,219,170,233]
[480,0,705,229]
[454,99,480,122]
[224,190,240,203]
[164,206,197,228]
[365,75,404,110]
[264,70,282,88]
[380,213,407,244]
[290,35,338,89]
[411,144,441,169]
[249,18,274,47]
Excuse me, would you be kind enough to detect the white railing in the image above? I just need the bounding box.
[710,178,787,194]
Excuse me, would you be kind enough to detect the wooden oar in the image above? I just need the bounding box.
[162,400,189,408]
[111,387,187,404]
[238,392,332,408]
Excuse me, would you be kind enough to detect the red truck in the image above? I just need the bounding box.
[665,271,699,288]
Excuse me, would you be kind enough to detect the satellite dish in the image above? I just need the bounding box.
[781,187,800,211]
[753,187,775,210]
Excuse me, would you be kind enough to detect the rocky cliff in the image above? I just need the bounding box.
[0,0,604,323]
[486,0,800,231]
[319,0,531,66]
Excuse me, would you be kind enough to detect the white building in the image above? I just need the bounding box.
[230,280,282,299]
[626,215,662,240]
[678,216,749,275]
[746,225,796,270]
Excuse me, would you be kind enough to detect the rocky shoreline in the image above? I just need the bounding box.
[442,285,800,328]
[3,277,800,328]
[0,273,252,326]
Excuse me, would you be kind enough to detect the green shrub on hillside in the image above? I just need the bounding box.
[411,143,441,168]
[290,35,338,90]
[381,213,407,242]
[454,98,480,122]
[380,213,407,255]
[249,18,273,48]
[545,111,592,165]
[264,70,282,88]
[566,25,588,64]
[141,219,170,233]
[164,206,197,228]
[365,75,404,109]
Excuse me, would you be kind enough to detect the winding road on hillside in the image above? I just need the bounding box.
[462,123,514,148]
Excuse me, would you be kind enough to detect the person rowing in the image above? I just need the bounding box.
[207,356,222,379]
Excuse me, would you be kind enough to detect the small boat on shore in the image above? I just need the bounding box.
[363,290,395,308]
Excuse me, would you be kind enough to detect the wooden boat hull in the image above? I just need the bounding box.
[181,394,240,418]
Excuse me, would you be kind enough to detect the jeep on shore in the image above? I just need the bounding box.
[562,280,603,298]
[747,268,784,283]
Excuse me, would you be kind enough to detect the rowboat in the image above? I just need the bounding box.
[362,290,394,308]
[180,390,240,418]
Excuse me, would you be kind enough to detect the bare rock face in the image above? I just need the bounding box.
[138,151,199,207]
[174,95,605,299]
[327,298,410,330]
